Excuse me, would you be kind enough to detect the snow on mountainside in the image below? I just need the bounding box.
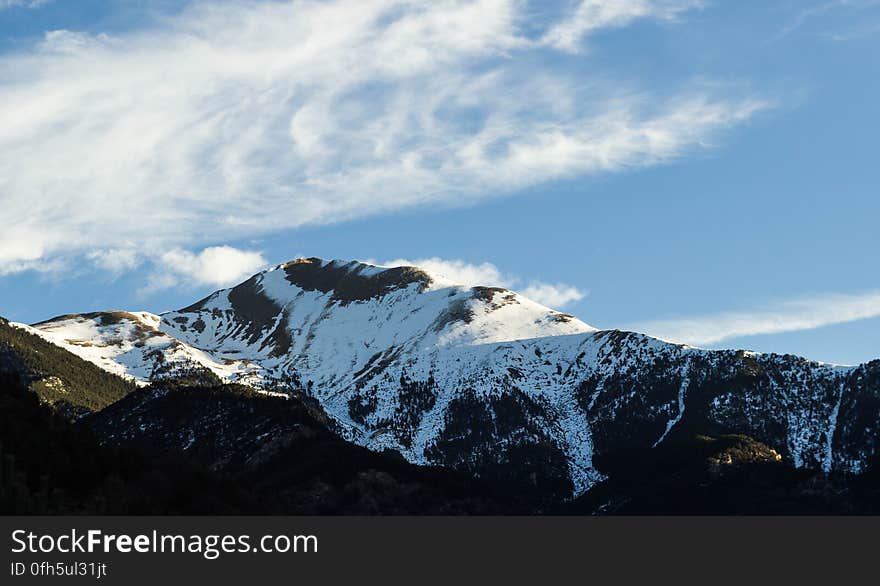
[20,312,261,385]
[20,257,880,499]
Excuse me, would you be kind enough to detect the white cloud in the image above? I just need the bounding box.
[380,257,586,309]
[0,0,766,278]
[150,246,268,290]
[0,260,56,278]
[382,257,510,288]
[542,0,705,53]
[631,291,880,346]
[87,249,141,274]
[773,0,880,40]
[521,282,586,309]
[0,0,50,9]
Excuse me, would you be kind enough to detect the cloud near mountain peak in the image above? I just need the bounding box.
[0,0,767,281]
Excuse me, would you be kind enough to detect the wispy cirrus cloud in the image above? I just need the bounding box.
[773,0,880,40]
[826,22,880,41]
[541,0,705,53]
[0,0,51,9]
[0,0,768,280]
[630,291,880,347]
[379,257,587,310]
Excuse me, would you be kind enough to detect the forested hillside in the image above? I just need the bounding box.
[0,317,135,414]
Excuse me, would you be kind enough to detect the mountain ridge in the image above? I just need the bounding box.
[13,256,880,499]
[0,317,135,415]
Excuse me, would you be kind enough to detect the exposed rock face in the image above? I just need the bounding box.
[282,258,433,302]
[21,258,880,500]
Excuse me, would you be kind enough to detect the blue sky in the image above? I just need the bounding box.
[1,0,879,365]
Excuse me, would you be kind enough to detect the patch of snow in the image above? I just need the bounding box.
[652,354,692,448]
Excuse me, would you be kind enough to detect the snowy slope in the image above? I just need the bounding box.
[20,311,261,385]
[24,257,880,499]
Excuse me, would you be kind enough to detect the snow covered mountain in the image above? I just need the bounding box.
[19,257,880,499]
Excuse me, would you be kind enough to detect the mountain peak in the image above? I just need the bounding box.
[278,257,433,303]
[17,253,880,502]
